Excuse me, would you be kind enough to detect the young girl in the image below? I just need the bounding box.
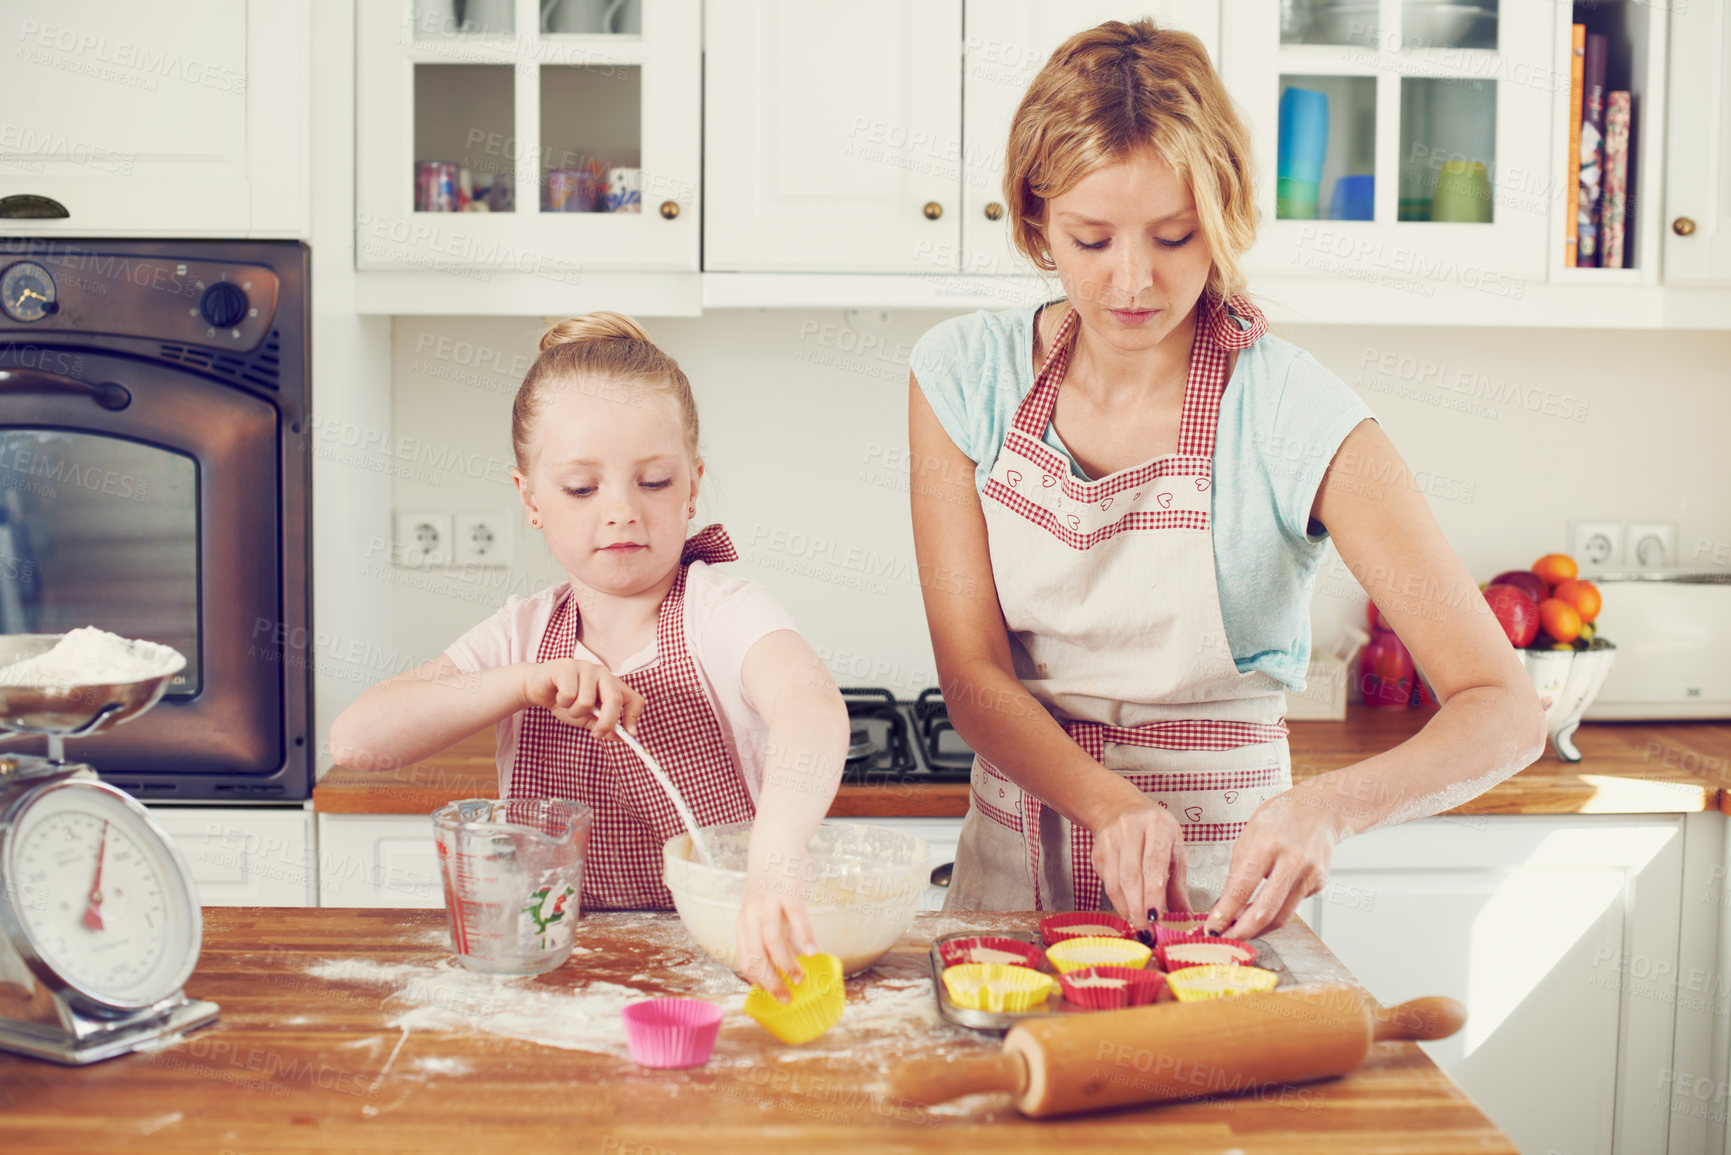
[329,312,849,999]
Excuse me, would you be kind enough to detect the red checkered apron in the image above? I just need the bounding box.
[510,524,756,911]
[947,297,1294,913]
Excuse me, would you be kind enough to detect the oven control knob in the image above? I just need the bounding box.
[199,282,248,329]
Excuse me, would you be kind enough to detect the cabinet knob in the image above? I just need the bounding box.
[659,201,680,220]
[984,202,1004,221]
[923,201,943,221]
[1672,216,1697,237]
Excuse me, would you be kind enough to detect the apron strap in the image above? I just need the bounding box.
[681,523,737,566]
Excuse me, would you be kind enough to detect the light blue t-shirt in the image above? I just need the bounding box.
[909,302,1376,692]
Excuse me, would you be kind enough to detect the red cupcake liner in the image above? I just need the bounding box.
[938,935,1046,971]
[1152,914,1211,945]
[1058,965,1167,1010]
[1040,912,1134,947]
[1156,938,1257,970]
[621,997,724,1069]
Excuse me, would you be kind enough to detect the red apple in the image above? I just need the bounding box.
[1483,584,1541,648]
[1359,630,1415,708]
[1490,570,1549,604]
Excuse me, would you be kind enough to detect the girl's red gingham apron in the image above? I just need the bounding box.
[945,297,1293,913]
[510,524,755,911]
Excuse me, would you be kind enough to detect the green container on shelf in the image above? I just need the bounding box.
[1276,175,1320,220]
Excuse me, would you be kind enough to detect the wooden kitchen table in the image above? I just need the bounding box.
[0,909,1515,1155]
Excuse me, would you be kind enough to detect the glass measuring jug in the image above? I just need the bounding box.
[432,798,593,975]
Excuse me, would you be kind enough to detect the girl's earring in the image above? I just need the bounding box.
[531,517,541,528]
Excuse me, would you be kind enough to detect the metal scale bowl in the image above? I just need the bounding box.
[0,634,218,1064]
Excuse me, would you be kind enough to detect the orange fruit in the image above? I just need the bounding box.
[1538,597,1583,644]
[1552,578,1602,622]
[1532,553,1578,589]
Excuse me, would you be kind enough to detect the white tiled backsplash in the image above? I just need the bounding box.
[378,312,1731,700]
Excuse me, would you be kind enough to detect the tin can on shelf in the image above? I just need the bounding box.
[545,167,601,212]
[605,167,643,213]
[415,161,460,212]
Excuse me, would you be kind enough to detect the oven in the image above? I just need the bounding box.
[0,238,310,800]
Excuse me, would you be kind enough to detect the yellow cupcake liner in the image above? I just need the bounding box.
[742,952,846,1045]
[1166,964,1280,1002]
[941,963,1060,1012]
[1045,935,1154,974]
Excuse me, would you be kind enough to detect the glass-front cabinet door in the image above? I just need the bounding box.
[355,0,698,272]
[1224,0,1553,292]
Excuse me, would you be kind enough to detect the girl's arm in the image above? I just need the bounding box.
[907,376,1192,929]
[1207,419,1547,940]
[327,654,642,772]
[733,629,851,999]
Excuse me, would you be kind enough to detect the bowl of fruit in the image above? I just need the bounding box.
[1482,553,1615,762]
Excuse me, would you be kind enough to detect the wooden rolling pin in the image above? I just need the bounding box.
[890,983,1463,1119]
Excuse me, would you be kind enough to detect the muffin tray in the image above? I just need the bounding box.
[928,929,1298,1034]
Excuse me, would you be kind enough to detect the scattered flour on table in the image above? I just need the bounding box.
[138,1112,183,1135]
[0,626,181,687]
[410,1055,472,1076]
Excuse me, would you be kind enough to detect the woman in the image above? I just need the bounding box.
[907,20,1544,941]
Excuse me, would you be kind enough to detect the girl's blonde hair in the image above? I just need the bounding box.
[512,311,699,471]
[1003,19,1257,303]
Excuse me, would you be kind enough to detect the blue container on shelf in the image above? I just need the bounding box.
[1276,86,1329,219]
[1328,174,1374,221]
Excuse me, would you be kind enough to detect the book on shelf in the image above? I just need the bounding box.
[1565,24,1585,268]
[1602,92,1631,269]
[1577,33,1608,267]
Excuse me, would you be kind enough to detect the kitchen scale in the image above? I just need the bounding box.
[0,634,218,1064]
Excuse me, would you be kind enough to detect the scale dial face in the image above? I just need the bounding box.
[0,261,57,322]
[3,782,200,1010]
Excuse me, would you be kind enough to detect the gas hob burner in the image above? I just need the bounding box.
[912,688,975,776]
[838,687,916,782]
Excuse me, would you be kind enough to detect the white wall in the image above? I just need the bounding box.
[385,310,1731,700]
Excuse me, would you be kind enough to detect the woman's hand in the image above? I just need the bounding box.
[1090,796,1192,930]
[733,848,819,1002]
[1206,791,1338,940]
[520,659,644,738]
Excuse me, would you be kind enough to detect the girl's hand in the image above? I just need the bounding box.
[733,849,819,1002]
[1090,796,1192,931]
[1206,791,1337,941]
[520,659,644,738]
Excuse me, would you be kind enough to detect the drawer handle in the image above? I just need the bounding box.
[0,194,69,219]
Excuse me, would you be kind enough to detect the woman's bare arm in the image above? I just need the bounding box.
[909,375,1189,923]
[1209,419,1547,937]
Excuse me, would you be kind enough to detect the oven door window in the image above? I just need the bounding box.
[0,430,200,695]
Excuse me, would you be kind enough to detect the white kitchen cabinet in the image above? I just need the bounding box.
[1221,0,1555,291]
[149,805,317,907]
[317,813,444,909]
[1664,0,1731,284]
[959,2,1220,278]
[703,0,962,273]
[1310,814,1688,1155]
[0,0,307,238]
[355,0,699,275]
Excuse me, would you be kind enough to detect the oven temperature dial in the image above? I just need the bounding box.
[199,282,248,330]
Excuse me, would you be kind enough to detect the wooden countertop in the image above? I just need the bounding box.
[0,909,1515,1154]
[316,707,1731,819]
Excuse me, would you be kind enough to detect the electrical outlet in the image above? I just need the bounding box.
[455,512,510,567]
[1569,520,1624,569]
[1628,521,1676,568]
[395,511,452,567]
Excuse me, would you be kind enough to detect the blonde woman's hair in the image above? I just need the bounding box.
[1003,19,1257,303]
[512,311,699,471]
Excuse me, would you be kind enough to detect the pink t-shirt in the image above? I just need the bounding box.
[444,561,798,800]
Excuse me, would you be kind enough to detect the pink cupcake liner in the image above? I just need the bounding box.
[938,935,1046,971]
[1040,912,1134,947]
[1157,938,1257,970]
[1152,913,1211,945]
[621,997,724,1069]
[1058,965,1167,1010]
